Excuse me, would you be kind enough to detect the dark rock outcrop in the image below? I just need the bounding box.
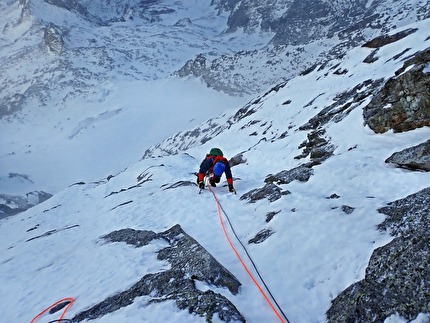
[0,190,52,219]
[241,158,314,205]
[341,205,355,215]
[363,49,379,63]
[162,180,196,190]
[266,210,281,223]
[327,187,430,323]
[44,23,64,54]
[362,28,418,48]
[385,139,430,171]
[363,48,430,133]
[229,152,247,167]
[248,228,274,244]
[0,93,26,118]
[377,187,430,237]
[73,224,244,322]
[295,79,386,166]
[176,53,208,79]
[265,165,314,185]
[240,183,290,203]
[26,224,79,242]
[295,129,335,165]
[301,79,384,131]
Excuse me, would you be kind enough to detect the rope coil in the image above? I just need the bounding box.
[31,297,75,323]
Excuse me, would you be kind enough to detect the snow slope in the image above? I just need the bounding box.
[0,0,267,195]
[1,16,430,323]
[0,76,248,194]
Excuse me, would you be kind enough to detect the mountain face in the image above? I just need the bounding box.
[3,0,429,119]
[1,0,238,118]
[1,0,430,322]
[143,18,430,322]
[217,0,430,45]
[179,0,430,94]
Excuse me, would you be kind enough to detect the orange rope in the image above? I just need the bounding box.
[208,186,285,323]
[31,297,75,323]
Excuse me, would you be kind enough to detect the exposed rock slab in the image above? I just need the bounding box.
[377,187,430,236]
[363,48,430,133]
[362,28,418,48]
[326,187,430,322]
[265,165,314,185]
[385,139,430,171]
[72,224,244,322]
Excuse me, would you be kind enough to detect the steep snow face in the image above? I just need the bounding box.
[1,0,428,198]
[1,17,430,323]
[144,19,430,161]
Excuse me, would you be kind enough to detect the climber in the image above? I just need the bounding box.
[197,148,235,193]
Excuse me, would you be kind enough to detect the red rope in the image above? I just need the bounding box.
[207,186,285,323]
[31,297,75,323]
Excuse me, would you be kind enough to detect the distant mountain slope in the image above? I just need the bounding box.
[145,24,430,159]
[0,0,234,116]
[178,0,430,94]
[0,0,252,196]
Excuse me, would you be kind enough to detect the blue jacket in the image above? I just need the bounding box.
[198,155,233,184]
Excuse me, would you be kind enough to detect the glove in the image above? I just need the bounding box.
[228,184,236,193]
[198,181,205,189]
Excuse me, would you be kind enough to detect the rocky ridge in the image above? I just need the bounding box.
[178,0,430,94]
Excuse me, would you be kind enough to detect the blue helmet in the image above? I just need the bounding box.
[213,162,225,176]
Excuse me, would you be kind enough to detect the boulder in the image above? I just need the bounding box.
[363,48,430,133]
[265,165,314,185]
[385,139,430,171]
[295,129,335,165]
[240,183,290,203]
